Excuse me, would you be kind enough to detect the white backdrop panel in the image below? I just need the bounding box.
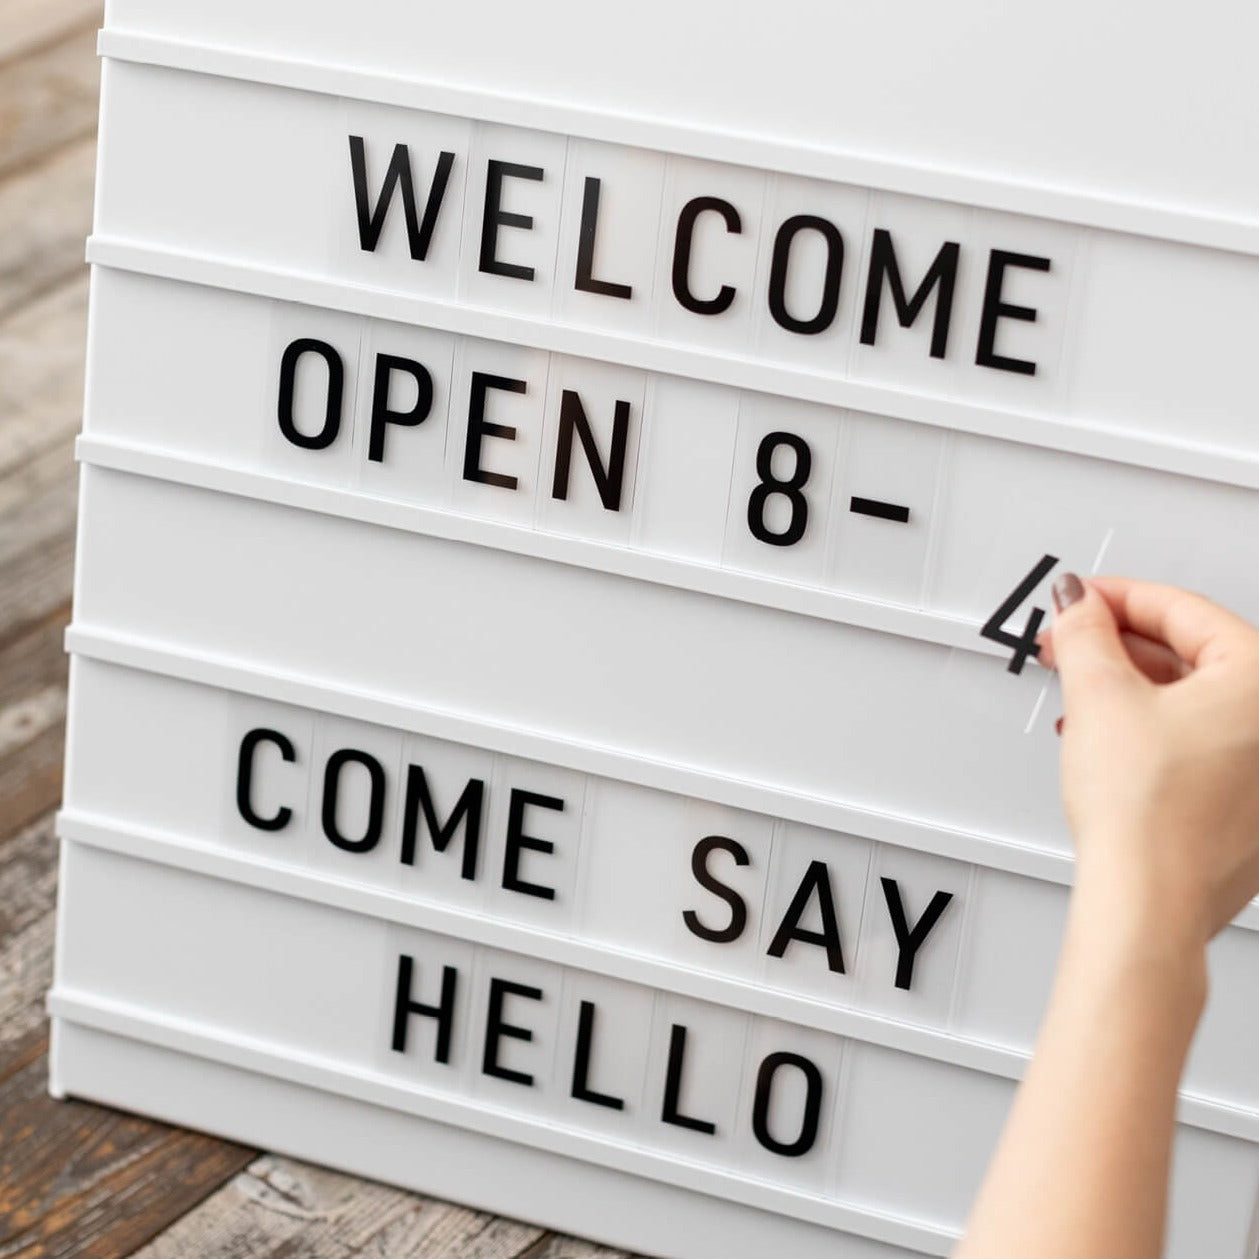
[71,465,1067,848]
[51,842,1259,1259]
[89,64,1259,457]
[60,655,1259,1113]
[100,0,1259,228]
[82,269,1259,628]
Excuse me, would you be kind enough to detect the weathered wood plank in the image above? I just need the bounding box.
[0,136,95,322]
[0,814,61,1095]
[0,718,66,849]
[0,889,55,1069]
[0,16,265,1259]
[0,427,77,550]
[0,275,90,475]
[0,0,102,68]
[0,431,77,521]
[0,813,57,968]
[0,1056,257,1259]
[0,457,77,650]
[0,428,78,556]
[0,275,88,654]
[0,15,100,183]
[0,598,70,849]
[0,813,257,1259]
[0,686,65,765]
[130,1154,552,1259]
[521,1236,635,1259]
[0,16,638,1259]
[0,603,70,726]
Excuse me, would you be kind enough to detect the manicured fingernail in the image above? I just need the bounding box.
[1054,716,1064,736]
[1052,573,1085,613]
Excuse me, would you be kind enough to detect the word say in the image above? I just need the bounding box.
[684,835,953,991]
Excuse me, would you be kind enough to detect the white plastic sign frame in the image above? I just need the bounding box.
[52,5,1259,1258]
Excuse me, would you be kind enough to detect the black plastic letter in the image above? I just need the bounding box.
[661,1024,717,1134]
[348,136,455,260]
[751,1051,824,1157]
[682,836,750,945]
[391,954,458,1062]
[482,977,543,1086]
[502,789,563,901]
[464,372,525,490]
[859,229,960,359]
[766,860,846,974]
[400,766,485,880]
[574,177,633,300]
[369,354,434,463]
[881,877,955,990]
[480,160,545,281]
[975,249,1052,376]
[277,339,343,450]
[321,748,386,854]
[571,1000,625,1110]
[236,728,296,832]
[672,196,741,315]
[551,389,631,511]
[768,215,844,335]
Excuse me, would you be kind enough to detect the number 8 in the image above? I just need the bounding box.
[747,431,811,547]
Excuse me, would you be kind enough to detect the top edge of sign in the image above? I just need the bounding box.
[95,18,1259,259]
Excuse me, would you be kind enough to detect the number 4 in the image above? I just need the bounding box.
[981,554,1059,674]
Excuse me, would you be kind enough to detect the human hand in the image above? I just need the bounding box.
[1039,575,1259,952]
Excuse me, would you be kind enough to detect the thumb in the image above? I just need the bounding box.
[1050,573,1144,708]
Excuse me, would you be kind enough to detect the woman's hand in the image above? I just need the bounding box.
[956,576,1259,1259]
[1040,574,1259,952]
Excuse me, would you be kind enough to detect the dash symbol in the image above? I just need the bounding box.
[849,496,910,524]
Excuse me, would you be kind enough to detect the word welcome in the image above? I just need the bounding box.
[350,134,1055,376]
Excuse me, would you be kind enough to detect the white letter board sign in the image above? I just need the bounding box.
[52,4,1259,1257]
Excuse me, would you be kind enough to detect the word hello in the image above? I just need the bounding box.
[391,951,830,1158]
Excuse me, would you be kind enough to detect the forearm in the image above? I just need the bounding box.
[954,876,1207,1259]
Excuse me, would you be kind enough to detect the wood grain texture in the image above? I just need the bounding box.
[0,8,643,1258]
[0,812,257,1259]
[0,17,262,1250]
[0,604,70,720]
[0,137,96,321]
[0,813,57,1147]
[130,1156,554,1259]
[0,1059,257,1259]
[0,15,101,182]
[0,0,103,68]
[0,276,87,654]
[128,1151,644,1259]
[0,276,89,465]
[0,606,70,848]
[0,275,91,455]
[525,1237,636,1259]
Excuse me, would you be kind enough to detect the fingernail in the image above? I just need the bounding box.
[1055,716,1064,737]
[1052,573,1085,613]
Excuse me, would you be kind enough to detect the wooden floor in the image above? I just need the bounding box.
[0,6,631,1256]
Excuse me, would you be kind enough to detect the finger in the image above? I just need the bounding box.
[1120,631,1189,684]
[1039,627,1188,683]
[1049,574,1146,709]
[1087,576,1253,669]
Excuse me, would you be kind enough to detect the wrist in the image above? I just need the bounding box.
[1063,870,1209,1033]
